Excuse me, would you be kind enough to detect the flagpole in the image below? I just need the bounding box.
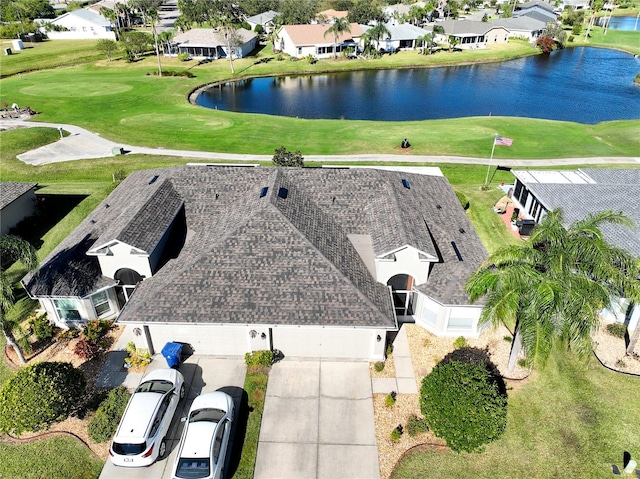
[484,135,497,185]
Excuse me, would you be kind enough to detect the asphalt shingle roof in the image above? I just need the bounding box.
[0,182,37,209]
[24,166,487,326]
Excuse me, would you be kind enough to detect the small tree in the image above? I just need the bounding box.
[96,39,119,61]
[536,35,557,53]
[0,361,86,435]
[420,348,507,452]
[272,146,304,167]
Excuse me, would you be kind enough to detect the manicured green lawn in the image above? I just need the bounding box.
[571,24,640,54]
[234,369,268,479]
[1,42,638,159]
[392,351,640,479]
[0,435,104,479]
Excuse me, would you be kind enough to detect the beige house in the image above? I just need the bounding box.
[437,20,509,49]
[276,23,364,59]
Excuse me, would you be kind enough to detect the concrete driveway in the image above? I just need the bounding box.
[98,355,246,479]
[254,360,380,479]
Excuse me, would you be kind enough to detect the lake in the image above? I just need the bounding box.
[597,15,639,30]
[196,47,640,124]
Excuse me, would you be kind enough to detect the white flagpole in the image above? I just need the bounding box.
[484,135,497,185]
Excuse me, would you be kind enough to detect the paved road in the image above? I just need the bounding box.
[3,119,639,167]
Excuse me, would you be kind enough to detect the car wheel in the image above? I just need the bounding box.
[158,439,166,458]
[180,384,185,399]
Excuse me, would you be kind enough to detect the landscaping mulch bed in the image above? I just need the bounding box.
[593,320,640,375]
[372,324,529,479]
[3,325,125,460]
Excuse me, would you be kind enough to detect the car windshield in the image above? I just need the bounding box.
[189,408,225,423]
[135,379,173,394]
[175,458,211,479]
[112,442,146,456]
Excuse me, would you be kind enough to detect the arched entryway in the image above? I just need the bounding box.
[114,268,143,308]
[387,274,415,318]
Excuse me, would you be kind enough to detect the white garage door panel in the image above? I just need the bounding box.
[148,325,249,356]
[273,328,371,359]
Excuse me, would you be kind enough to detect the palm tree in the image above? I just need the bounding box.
[0,235,38,365]
[148,8,162,76]
[466,209,640,372]
[100,6,120,40]
[418,32,435,54]
[367,22,391,53]
[323,17,352,60]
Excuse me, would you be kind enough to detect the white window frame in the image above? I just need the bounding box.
[91,290,112,317]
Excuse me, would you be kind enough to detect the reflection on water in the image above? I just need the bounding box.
[196,47,640,124]
[596,15,639,30]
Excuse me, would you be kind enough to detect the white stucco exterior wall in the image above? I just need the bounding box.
[96,242,152,279]
[375,246,432,286]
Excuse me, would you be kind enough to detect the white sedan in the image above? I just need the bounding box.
[110,368,185,467]
[172,391,235,479]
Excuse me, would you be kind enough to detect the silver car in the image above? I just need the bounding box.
[172,391,235,479]
[110,368,185,467]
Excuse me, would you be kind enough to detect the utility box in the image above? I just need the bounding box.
[4,48,11,56]
[111,147,125,155]
[12,39,24,51]
[518,219,536,237]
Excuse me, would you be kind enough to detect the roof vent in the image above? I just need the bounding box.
[90,219,96,224]
[459,227,465,234]
[105,203,110,208]
[436,204,441,209]
[215,193,219,200]
[259,187,269,198]
[451,241,463,261]
[402,179,410,189]
[149,175,159,184]
[278,187,288,199]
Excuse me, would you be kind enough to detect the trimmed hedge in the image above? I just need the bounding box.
[0,362,86,435]
[420,348,507,452]
[88,387,131,443]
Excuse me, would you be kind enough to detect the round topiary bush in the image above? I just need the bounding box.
[420,348,507,453]
[88,386,131,443]
[0,361,86,435]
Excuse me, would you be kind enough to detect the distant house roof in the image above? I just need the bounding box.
[385,4,412,16]
[0,182,37,210]
[23,166,487,326]
[361,22,432,40]
[318,9,349,19]
[174,28,257,47]
[491,16,547,31]
[512,168,640,257]
[518,1,556,13]
[279,23,364,47]
[246,10,279,26]
[438,19,504,36]
[49,9,112,27]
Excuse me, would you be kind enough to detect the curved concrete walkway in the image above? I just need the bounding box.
[3,119,639,166]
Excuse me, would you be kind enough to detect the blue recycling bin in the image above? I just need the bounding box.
[161,342,183,368]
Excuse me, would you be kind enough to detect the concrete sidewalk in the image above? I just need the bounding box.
[4,119,639,167]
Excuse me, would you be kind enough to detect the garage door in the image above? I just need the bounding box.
[147,324,249,356]
[272,327,372,360]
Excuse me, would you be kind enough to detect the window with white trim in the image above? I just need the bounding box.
[54,299,81,321]
[91,291,111,317]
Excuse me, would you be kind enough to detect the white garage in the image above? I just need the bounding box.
[144,324,250,356]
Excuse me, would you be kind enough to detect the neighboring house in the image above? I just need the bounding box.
[276,23,364,59]
[513,0,558,23]
[559,0,589,10]
[169,28,258,60]
[317,9,349,22]
[0,182,37,235]
[436,20,509,49]
[384,3,412,18]
[22,165,488,361]
[491,16,547,41]
[246,10,279,33]
[508,168,640,337]
[361,22,433,52]
[38,9,116,40]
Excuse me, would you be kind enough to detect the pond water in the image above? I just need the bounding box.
[196,47,640,124]
[596,15,639,30]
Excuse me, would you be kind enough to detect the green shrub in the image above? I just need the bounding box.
[306,54,317,64]
[59,328,80,341]
[606,323,627,338]
[517,358,528,368]
[177,52,190,61]
[30,314,54,341]
[374,361,385,372]
[0,362,86,435]
[503,335,513,343]
[386,343,393,356]
[244,350,274,367]
[124,342,151,369]
[148,69,195,78]
[455,191,470,210]
[420,349,507,453]
[385,391,397,407]
[406,414,429,437]
[390,424,403,441]
[88,387,130,443]
[453,336,467,349]
[83,320,112,342]
[571,24,582,35]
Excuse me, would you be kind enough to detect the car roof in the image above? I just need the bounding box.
[114,391,164,442]
[181,422,217,458]
[142,367,181,383]
[190,391,232,413]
